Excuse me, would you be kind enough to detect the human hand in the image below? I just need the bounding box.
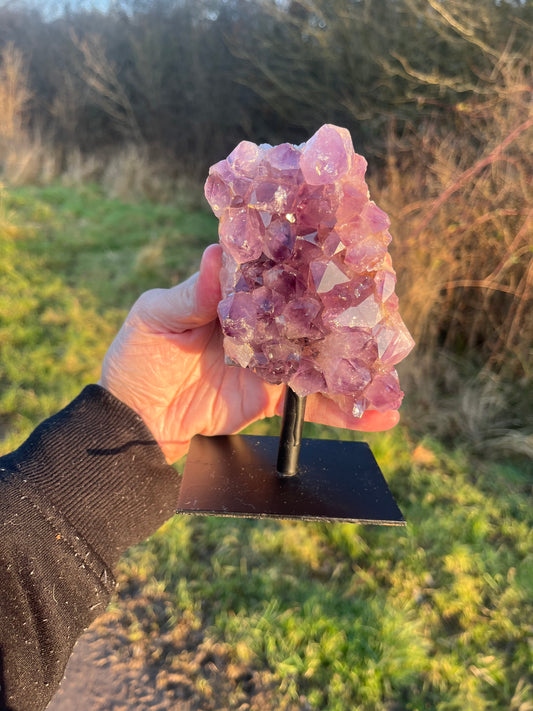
[100,244,399,463]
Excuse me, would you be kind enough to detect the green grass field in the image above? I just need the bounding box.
[1,183,531,710]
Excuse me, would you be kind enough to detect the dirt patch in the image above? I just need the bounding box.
[47,581,309,711]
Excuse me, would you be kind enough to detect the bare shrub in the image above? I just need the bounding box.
[375,55,532,379]
[398,351,532,458]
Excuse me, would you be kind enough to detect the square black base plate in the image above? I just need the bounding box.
[177,434,405,525]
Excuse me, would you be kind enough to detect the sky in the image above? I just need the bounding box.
[7,0,115,18]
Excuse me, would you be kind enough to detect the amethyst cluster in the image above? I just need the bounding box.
[204,124,414,417]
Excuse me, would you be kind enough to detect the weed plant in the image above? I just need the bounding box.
[1,184,531,709]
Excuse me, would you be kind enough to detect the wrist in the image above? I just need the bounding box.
[12,385,181,569]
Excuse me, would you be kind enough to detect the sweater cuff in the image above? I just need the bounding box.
[3,385,181,570]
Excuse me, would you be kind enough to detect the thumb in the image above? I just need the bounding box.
[134,244,223,333]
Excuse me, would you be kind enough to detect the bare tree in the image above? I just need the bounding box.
[71,29,144,144]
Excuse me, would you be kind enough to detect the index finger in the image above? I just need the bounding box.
[302,393,400,432]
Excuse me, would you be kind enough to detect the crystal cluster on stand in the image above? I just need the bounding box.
[204,124,414,418]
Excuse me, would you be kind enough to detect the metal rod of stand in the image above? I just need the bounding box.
[276,386,307,477]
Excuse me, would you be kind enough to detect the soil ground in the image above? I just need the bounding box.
[46,583,306,711]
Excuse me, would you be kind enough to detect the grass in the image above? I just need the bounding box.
[1,182,531,710]
[128,430,531,710]
[0,182,216,446]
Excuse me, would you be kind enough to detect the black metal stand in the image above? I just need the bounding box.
[276,388,306,476]
[176,385,405,525]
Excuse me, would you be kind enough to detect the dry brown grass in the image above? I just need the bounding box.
[61,148,105,187]
[99,143,205,209]
[101,144,168,202]
[0,44,61,185]
[2,131,61,186]
[374,56,532,380]
[0,42,30,142]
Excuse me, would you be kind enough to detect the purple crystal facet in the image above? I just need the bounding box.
[364,369,403,412]
[300,124,352,185]
[204,124,415,418]
[289,358,327,398]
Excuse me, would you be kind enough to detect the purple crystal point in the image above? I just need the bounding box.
[219,208,264,264]
[282,297,323,340]
[322,230,345,259]
[344,235,390,273]
[204,171,232,218]
[364,368,403,412]
[372,313,415,366]
[227,140,262,177]
[204,124,415,419]
[265,143,301,175]
[300,124,353,185]
[323,356,372,396]
[263,263,305,298]
[263,218,296,261]
[310,258,351,294]
[375,255,397,302]
[217,291,257,340]
[324,294,382,331]
[224,337,254,368]
[289,358,327,398]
